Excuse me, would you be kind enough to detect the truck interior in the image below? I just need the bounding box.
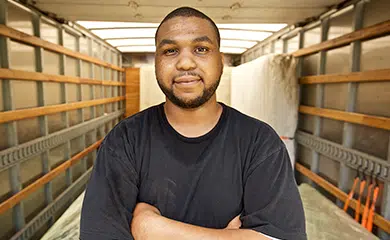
[0,0,389,239]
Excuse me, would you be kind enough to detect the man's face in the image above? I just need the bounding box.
[155,16,224,109]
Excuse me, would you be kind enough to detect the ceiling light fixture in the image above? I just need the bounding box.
[216,23,287,32]
[92,28,156,39]
[76,21,159,29]
[219,47,247,54]
[220,29,272,41]
[221,39,257,48]
[117,46,156,52]
[107,38,155,46]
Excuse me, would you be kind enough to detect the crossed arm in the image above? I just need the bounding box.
[130,202,273,240]
[80,140,305,240]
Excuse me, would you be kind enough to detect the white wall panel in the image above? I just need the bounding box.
[231,54,298,166]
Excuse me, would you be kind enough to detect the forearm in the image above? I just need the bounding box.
[134,213,270,240]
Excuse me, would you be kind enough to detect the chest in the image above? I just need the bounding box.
[136,138,245,228]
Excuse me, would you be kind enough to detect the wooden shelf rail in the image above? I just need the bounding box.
[0,139,103,215]
[299,105,390,131]
[299,68,390,84]
[295,162,390,234]
[293,19,390,57]
[0,24,124,72]
[0,96,125,124]
[0,68,125,86]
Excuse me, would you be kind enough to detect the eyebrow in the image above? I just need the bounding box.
[192,36,213,45]
[157,36,214,48]
[158,39,177,48]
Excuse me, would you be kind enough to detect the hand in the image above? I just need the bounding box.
[131,203,161,239]
[225,215,242,229]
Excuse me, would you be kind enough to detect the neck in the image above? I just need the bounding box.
[164,95,223,138]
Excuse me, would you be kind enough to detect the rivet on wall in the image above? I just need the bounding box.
[222,15,232,20]
[134,14,143,20]
[230,2,241,11]
[128,1,139,10]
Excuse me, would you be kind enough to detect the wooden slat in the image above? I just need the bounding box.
[299,105,390,131]
[0,96,125,124]
[0,139,103,215]
[293,20,390,57]
[125,68,140,117]
[300,69,390,84]
[295,162,390,234]
[102,80,126,86]
[0,24,124,72]
[0,68,125,86]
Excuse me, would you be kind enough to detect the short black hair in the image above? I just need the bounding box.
[155,7,221,48]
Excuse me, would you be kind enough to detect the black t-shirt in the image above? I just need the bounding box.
[80,103,307,240]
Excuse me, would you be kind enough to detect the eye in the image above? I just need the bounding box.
[163,48,178,56]
[195,47,209,54]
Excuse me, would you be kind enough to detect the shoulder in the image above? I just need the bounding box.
[225,105,285,159]
[101,104,161,149]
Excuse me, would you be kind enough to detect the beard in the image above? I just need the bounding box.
[157,72,222,109]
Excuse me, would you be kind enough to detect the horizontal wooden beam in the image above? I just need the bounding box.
[299,105,390,131]
[0,24,124,72]
[300,69,390,84]
[293,20,390,57]
[0,68,125,86]
[295,162,390,234]
[0,96,125,124]
[0,139,103,215]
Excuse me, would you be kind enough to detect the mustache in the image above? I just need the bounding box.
[173,71,202,81]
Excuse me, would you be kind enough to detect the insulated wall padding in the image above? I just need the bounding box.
[231,54,298,167]
[283,139,296,168]
[140,66,233,110]
[216,67,232,105]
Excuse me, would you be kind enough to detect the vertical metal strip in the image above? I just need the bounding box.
[282,38,288,53]
[296,30,305,114]
[241,55,245,65]
[297,31,304,78]
[32,13,53,212]
[76,36,87,172]
[88,38,97,164]
[109,51,114,115]
[379,137,390,239]
[111,51,116,125]
[0,0,25,230]
[58,28,72,186]
[119,53,123,116]
[270,40,276,54]
[89,38,96,119]
[112,51,118,114]
[108,50,113,130]
[100,44,106,136]
[339,2,365,205]
[311,18,329,181]
[296,30,305,182]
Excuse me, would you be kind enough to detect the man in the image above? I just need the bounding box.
[80,6,306,240]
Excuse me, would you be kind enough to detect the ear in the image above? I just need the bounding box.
[220,52,225,66]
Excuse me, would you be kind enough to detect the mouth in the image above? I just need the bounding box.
[174,76,202,86]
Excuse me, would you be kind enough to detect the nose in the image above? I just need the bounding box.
[175,50,196,71]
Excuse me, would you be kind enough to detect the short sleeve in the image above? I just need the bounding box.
[80,138,139,240]
[241,145,307,240]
